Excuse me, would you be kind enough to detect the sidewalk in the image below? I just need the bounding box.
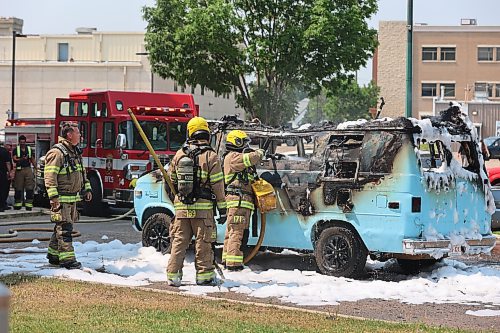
[0,208,47,220]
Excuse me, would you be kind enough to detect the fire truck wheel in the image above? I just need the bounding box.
[82,176,109,217]
[314,226,367,278]
[142,213,172,254]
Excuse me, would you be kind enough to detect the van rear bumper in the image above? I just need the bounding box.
[402,235,496,256]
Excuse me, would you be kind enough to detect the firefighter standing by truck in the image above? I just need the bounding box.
[12,135,36,210]
[44,122,92,269]
[166,117,226,286]
[222,130,264,271]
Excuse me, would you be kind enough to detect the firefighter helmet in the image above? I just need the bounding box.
[187,117,210,139]
[226,130,250,151]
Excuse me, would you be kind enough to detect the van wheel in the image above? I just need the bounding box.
[142,213,172,254]
[82,176,108,217]
[314,226,367,278]
[397,258,439,274]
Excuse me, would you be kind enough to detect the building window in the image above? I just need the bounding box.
[191,85,196,94]
[478,47,493,61]
[440,47,456,61]
[58,43,69,62]
[475,82,493,97]
[441,83,455,98]
[495,84,500,98]
[173,81,178,92]
[421,83,437,97]
[497,48,500,61]
[201,86,205,96]
[422,47,438,61]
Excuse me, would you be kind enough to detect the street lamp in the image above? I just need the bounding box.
[136,52,154,93]
[11,31,27,120]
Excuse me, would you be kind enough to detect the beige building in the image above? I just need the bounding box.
[0,17,241,126]
[375,20,500,133]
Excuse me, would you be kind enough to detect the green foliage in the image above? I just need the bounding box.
[143,0,378,124]
[303,81,379,124]
[323,81,379,122]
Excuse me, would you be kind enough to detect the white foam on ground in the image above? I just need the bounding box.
[0,241,498,315]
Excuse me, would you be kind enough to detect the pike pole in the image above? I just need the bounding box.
[126,108,177,196]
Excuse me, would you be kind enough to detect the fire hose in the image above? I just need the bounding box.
[0,207,135,244]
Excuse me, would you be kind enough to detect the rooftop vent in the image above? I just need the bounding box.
[461,18,477,26]
[76,27,97,35]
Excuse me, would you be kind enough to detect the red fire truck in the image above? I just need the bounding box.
[4,90,198,214]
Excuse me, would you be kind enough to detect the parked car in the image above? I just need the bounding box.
[487,167,500,230]
[133,106,495,277]
[484,136,500,159]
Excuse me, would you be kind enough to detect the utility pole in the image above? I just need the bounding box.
[405,0,413,118]
[11,31,26,120]
[11,31,17,120]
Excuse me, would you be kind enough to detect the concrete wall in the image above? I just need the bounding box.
[376,21,407,119]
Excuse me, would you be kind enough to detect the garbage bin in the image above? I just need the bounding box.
[0,283,9,333]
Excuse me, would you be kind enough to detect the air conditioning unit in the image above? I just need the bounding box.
[461,18,477,26]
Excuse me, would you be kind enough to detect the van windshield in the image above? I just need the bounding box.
[118,121,187,151]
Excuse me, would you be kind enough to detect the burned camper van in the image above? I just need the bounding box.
[133,105,496,278]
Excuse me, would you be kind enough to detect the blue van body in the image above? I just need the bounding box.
[133,107,496,277]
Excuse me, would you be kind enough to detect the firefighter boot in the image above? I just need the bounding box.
[167,271,182,287]
[60,261,82,270]
[167,277,182,287]
[226,265,244,272]
[46,254,59,266]
[196,276,220,286]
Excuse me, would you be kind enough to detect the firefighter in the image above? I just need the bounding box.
[44,122,92,269]
[166,116,226,287]
[12,135,36,210]
[222,130,264,271]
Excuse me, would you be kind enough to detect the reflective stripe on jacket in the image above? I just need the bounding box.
[44,138,91,202]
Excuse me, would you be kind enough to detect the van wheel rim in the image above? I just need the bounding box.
[149,224,170,252]
[323,236,350,269]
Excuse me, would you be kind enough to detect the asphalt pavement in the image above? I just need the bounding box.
[0,207,141,249]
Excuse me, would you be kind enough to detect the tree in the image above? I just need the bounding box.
[323,81,379,122]
[143,0,378,124]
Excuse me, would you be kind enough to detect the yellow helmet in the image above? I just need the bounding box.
[187,117,210,138]
[226,130,250,151]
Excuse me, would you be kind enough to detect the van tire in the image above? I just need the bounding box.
[82,176,108,217]
[397,258,439,274]
[314,226,367,278]
[142,213,172,254]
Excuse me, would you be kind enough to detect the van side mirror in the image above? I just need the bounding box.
[116,134,127,149]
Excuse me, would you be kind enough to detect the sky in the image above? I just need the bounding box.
[3,0,500,84]
[0,239,499,315]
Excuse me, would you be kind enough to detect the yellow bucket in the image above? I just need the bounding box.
[251,179,277,213]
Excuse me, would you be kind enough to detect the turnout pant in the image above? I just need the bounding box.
[222,207,252,268]
[167,215,216,284]
[48,203,79,264]
[13,167,34,209]
[0,172,8,208]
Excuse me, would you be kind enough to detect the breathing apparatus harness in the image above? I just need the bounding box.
[224,148,257,207]
[176,140,215,205]
[50,143,88,193]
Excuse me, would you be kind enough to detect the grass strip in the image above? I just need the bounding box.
[1,275,468,333]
